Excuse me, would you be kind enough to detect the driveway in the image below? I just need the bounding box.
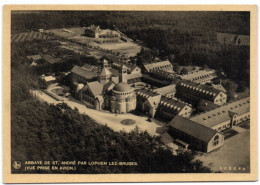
[31,90,161,136]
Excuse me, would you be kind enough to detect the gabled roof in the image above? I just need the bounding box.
[146,95,162,108]
[143,60,173,72]
[176,80,222,100]
[160,96,189,111]
[86,81,104,97]
[169,115,218,143]
[190,97,250,128]
[71,65,97,80]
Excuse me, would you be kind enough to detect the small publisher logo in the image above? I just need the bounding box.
[13,161,21,169]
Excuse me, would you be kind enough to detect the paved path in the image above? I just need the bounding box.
[32,90,161,136]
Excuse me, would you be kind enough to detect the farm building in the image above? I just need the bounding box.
[168,115,224,153]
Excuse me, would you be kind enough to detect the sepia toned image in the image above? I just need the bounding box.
[3,5,257,183]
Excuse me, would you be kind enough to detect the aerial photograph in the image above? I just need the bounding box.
[11,10,250,174]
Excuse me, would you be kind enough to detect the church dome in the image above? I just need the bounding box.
[113,82,132,92]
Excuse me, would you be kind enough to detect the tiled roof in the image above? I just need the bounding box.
[82,64,99,73]
[99,67,112,77]
[144,60,173,72]
[169,115,218,143]
[160,96,188,111]
[151,69,176,80]
[190,97,250,128]
[86,81,104,97]
[176,80,222,98]
[153,85,176,95]
[180,69,216,82]
[71,65,97,80]
[109,68,119,76]
[137,89,160,98]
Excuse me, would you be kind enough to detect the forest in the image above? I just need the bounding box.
[11,44,211,173]
[12,11,250,89]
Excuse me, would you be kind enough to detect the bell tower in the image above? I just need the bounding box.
[119,65,128,83]
[98,59,112,84]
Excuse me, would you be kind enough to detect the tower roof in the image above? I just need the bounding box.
[113,82,132,92]
[99,67,112,77]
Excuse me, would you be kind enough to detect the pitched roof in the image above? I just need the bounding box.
[159,96,189,111]
[154,84,176,95]
[180,69,216,82]
[99,67,112,77]
[71,65,97,80]
[82,64,99,73]
[143,60,173,72]
[176,80,222,100]
[137,89,161,98]
[86,81,104,97]
[169,115,218,143]
[109,68,119,76]
[151,69,176,80]
[190,97,250,128]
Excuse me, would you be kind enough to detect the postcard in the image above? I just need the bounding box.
[3,5,258,183]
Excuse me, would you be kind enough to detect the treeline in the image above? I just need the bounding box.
[12,11,249,35]
[11,48,211,174]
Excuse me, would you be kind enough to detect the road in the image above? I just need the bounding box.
[31,90,162,136]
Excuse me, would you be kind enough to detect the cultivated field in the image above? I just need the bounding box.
[11,31,53,43]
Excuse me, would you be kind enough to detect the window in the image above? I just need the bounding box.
[213,135,219,146]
